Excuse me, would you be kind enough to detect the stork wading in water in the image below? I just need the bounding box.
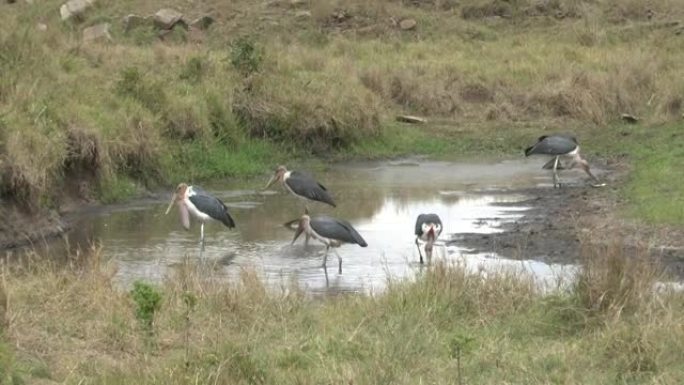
[286,211,367,274]
[165,183,235,252]
[524,134,605,188]
[414,213,443,264]
[265,165,336,208]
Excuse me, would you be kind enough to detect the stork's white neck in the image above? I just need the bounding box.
[282,171,292,182]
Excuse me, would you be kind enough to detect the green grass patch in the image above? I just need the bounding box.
[161,139,289,182]
[619,124,684,224]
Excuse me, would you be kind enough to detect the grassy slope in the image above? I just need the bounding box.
[2,246,683,384]
[1,0,683,223]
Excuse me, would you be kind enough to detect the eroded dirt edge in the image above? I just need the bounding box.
[451,162,684,277]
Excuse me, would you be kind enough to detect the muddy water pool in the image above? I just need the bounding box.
[18,158,588,294]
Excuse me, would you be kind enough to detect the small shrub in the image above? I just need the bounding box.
[230,37,262,77]
[130,281,162,332]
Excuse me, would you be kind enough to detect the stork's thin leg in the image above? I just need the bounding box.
[305,233,310,249]
[552,156,560,188]
[321,245,330,269]
[333,249,343,274]
[200,223,205,251]
[415,238,424,264]
[323,266,329,287]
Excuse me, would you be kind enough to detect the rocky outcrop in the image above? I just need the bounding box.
[153,8,186,30]
[189,15,214,30]
[83,23,111,42]
[60,0,95,21]
[399,18,417,30]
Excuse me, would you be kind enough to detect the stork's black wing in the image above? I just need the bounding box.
[310,216,367,247]
[188,194,236,229]
[415,213,443,236]
[286,171,336,207]
[525,135,579,156]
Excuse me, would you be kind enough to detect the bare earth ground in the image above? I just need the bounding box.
[452,158,684,278]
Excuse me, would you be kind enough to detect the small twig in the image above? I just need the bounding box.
[347,316,367,343]
[457,346,462,385]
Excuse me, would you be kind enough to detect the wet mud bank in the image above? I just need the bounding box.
[452,183,684,278]
[0,206,69,250]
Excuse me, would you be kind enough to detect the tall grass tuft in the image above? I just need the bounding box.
[574,238,663,320]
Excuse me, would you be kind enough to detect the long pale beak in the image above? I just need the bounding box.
[264,175,276,190]
[581,163,603,185]
[425,229,435,258]
[291,220,305,245]
[165,193,177,215]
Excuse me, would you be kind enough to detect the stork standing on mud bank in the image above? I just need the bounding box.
[165,183,235,251]
[287,211,367,274]
[524,134,605,188]
[415,213,443,264]
[265,165,336,208]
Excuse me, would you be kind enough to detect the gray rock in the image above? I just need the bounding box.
[123,14,150,32]
[154,8,184,30]
[294,10,311,20]
[399,18,417,30]
[621,113,639,124]
[83,23,111,42]
[60,0,94,21]
[396,115,427,124]
[189,15,214,30]
[36,23,48,31]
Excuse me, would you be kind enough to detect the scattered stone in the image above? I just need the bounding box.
[189,15,214,30]
[122,14,150,32]
[332,10,350,22]
[36,22,48,31]
[83,23,111,42]
[399,18,417,30]
[294,10,312,20]
[60,0,95,21]
[396,115,428,124]
[154,8,184,30]
[620,113,639,124]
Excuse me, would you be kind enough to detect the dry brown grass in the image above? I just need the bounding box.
[1,240,682,384]
[575,237,664,320]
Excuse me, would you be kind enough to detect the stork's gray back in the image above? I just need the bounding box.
[188,194,235,228]
[286,171,336,207]
[525,135,578,156]
[310,216,367,246]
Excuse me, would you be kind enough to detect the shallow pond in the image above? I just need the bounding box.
[22,158,587,294]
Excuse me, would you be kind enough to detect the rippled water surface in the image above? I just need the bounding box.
[29,158,587,294]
